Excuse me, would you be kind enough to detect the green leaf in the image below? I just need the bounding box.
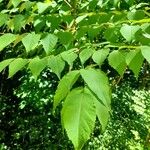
[0,34,16,51]
[104,27,120,43]
[13,15,25,32]
[108,50,127,76]
[85,88,110,132]
[34,16,46,32]
[47,15,61,31]
[22,33,41,52]
[98,14,111,24]
[76,14,87,24]
[8,58,28,78]
[80,68,111,108]
[37,2,50,14]
[88,27,101,40]
[7,19,14,31]
[12,0,21,7]
[125,0,134,5]
[79,48,94,65]
[61,49,78,67]
[13,34,26,46]
[0,59,14,72]
[141,46,150,63]
[61,88,96,150]
[57,31,73,46]
[76,27,88,39]
[127,10,145,20]
[95,99,110,131]
[141,23,150,34]
[41,33,58,54]
[47,55,65,79]
[120,24,140,42]
[88,15,100,24]
[53,70,80,110]
[28,57,47,79]
[92,48,109,65]
[0,13,8,27]
[126,49,144,78]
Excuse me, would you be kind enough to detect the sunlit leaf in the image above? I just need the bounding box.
[141,46,150,63]
[0,34,16,51]
[108,50,127,76]
[0,13,8,27]
[37,2,50,14]
[61,49,78,67]
[41,33,58,54]
[28,57,47,79]
[22,33,41,52]
[53,70,80,110]
[62,88,96,150]
[120,24,140,42]
[126,49,144,78]
[0,59,14,72]
[47,55,65,79]
[80,68,111,108]
[79,48,94,65]
[85,88,110,132]
[12,0,21,7]
[92,48,109,65]
[57,31,73,46]
[9,58,28,78]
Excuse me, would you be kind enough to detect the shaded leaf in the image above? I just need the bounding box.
[76,27,88,39]
[88,27,101,40]
[104,27,120,43]
[57,31,73,46]
[127,10,145,20]
[34,16,46,32]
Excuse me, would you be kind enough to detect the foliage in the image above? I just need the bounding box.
[0,72,150,149]
[0,0,150,149]
[87,81,150,150]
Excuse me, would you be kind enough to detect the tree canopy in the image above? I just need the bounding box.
[0,0,150,149]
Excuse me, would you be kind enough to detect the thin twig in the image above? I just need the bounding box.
[64,0,72,8]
